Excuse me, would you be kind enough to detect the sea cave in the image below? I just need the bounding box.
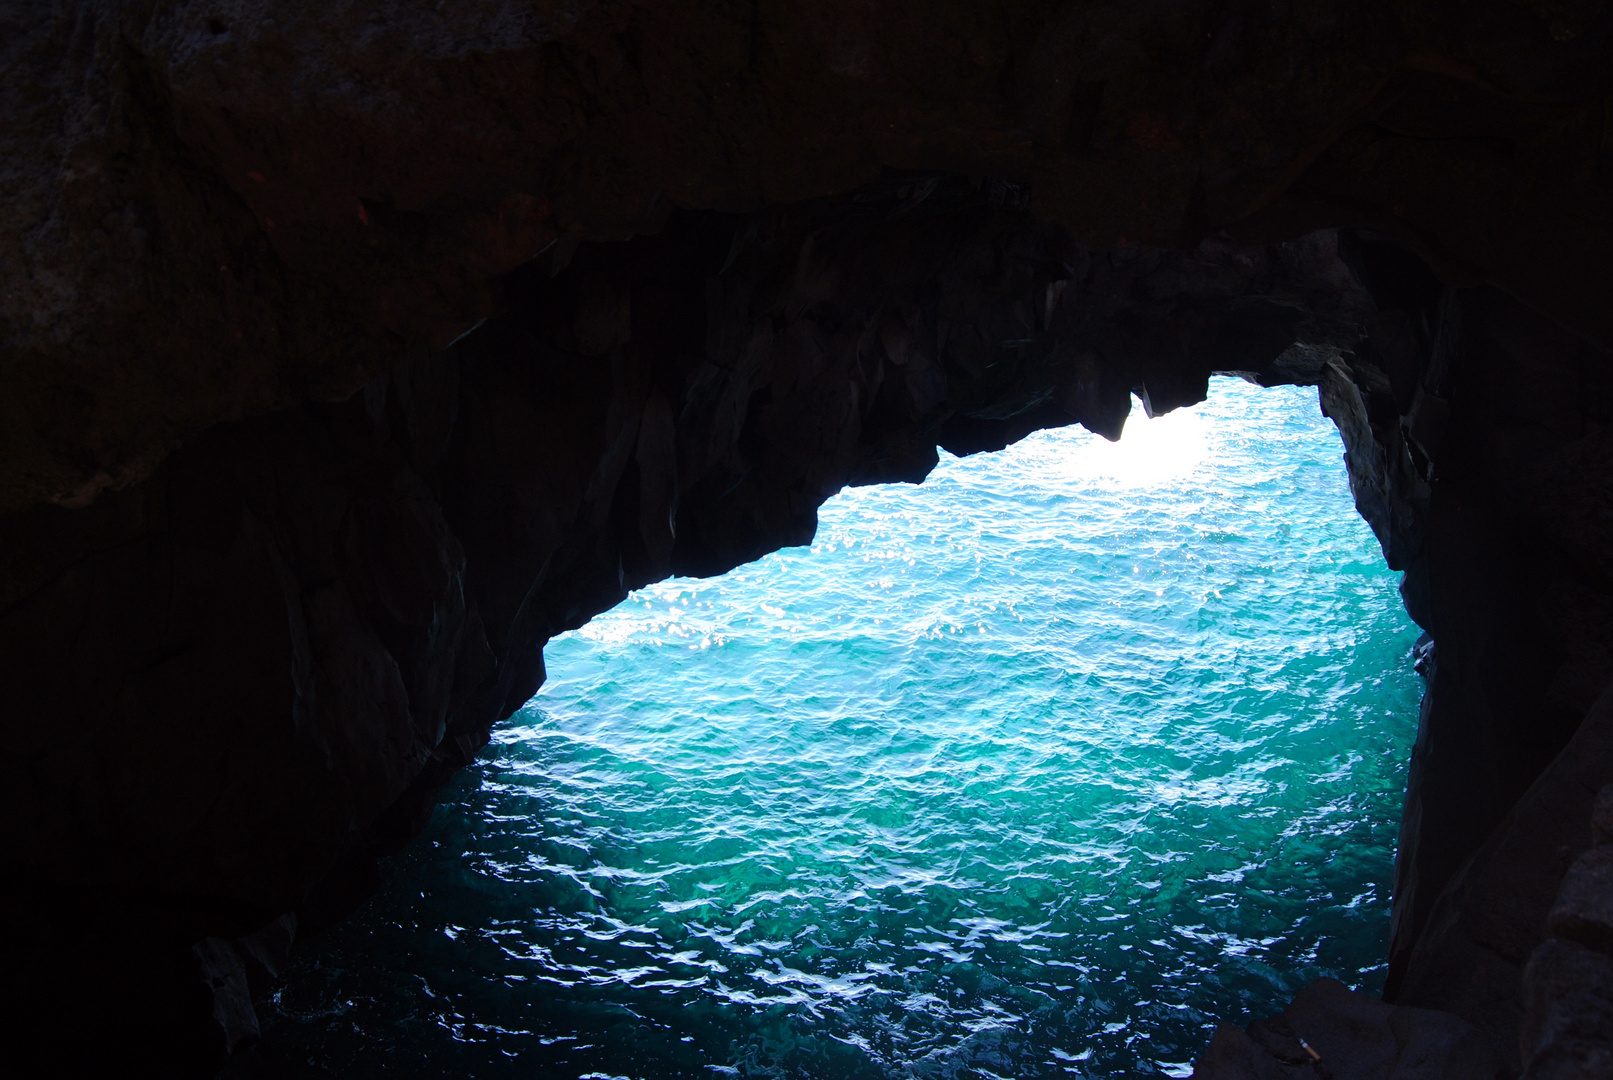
[239,378,1424,1078]
[2,4,1611,1078]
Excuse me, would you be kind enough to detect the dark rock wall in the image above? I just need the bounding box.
[1192,977,1505,1078]
[1309,262,1613,1068]
[1394,685,1613,1075]
[4,2,1608,511]
[1386,288,1613,984]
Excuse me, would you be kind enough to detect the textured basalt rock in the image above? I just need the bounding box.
[3,1,1613,1074]
[1521,783,1613,1078]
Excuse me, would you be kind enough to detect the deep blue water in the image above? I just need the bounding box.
[248,377,1422,1079]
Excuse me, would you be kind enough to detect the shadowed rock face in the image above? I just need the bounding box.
[4,1,1609,511]
[2,1,1612,1074]
[1191,976,1505,1079]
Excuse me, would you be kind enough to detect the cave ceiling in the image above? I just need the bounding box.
[2,0,1607,511]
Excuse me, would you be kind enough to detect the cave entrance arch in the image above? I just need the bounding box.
[251,376,1422,1079]
[10,187,1602,1078]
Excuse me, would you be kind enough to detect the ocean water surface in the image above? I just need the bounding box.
[249,377,1422,1078]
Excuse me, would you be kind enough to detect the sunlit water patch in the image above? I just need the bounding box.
[248,378,1422,1079]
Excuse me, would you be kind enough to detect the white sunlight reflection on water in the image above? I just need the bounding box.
[1059,397,1212,489]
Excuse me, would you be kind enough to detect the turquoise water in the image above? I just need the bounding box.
[252,378,1422,1078]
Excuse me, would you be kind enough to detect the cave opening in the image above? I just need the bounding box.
[7,6,1612,1071]
[239,377,1421,1079]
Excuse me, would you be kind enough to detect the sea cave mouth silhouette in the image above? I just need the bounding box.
[240,377,1420,1080]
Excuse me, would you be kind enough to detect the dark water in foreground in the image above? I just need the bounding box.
[245,378,1422,1078]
